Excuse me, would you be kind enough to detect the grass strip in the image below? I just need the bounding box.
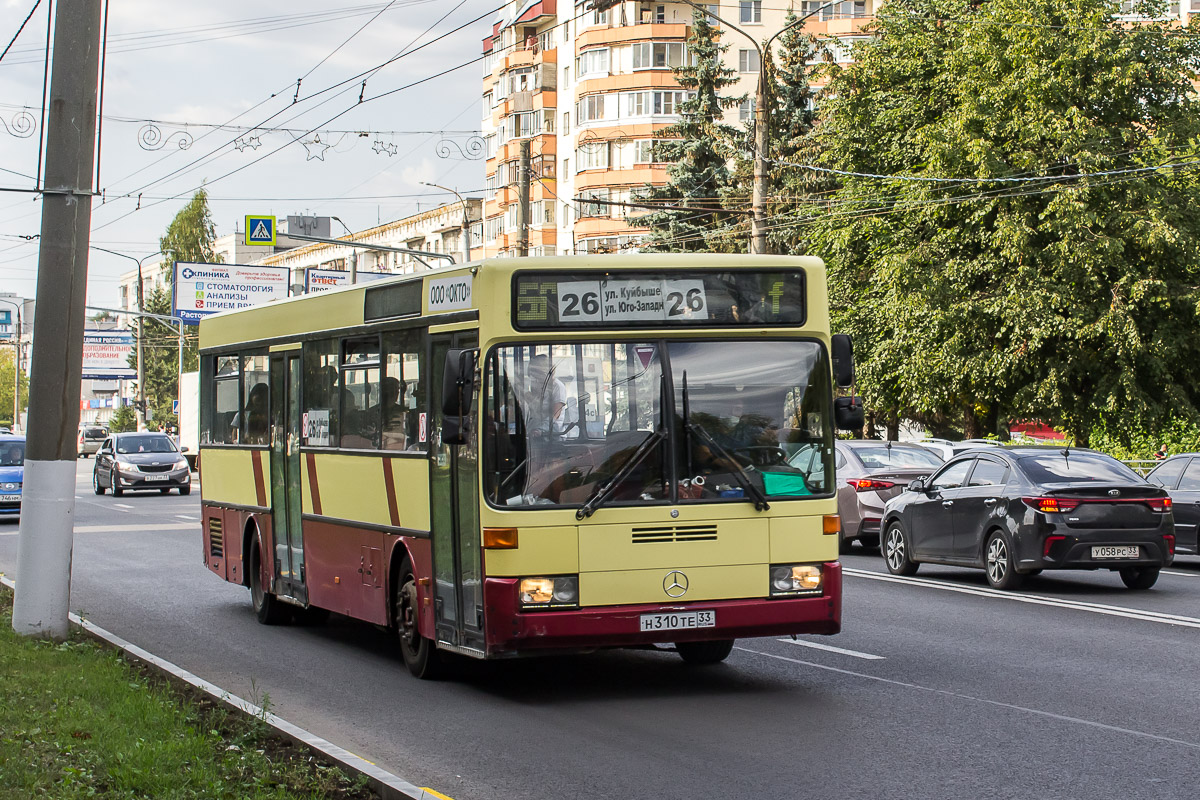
[0,585,375,799]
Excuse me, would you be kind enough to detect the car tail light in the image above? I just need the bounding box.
[1165,534,1176,556]
[848,478,896,492]
[1146,497,1172,512]
[1043,534,1067,557]
[1023,497,1080,513]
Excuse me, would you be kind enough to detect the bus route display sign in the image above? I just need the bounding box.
[173,262,290,324]
[513,269,807,330]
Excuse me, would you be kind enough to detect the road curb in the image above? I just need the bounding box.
[0,575,444,800]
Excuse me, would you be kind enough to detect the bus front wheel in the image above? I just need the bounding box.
[396,557,441,679]
[676,639,734,665]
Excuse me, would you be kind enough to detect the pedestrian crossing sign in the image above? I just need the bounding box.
[245,215,276,246]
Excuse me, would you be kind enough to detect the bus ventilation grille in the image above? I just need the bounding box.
[208,518,224,558]
[631,525,718,544]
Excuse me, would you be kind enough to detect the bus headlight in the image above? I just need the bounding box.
[519,576,579,609]
[770,564,823,596]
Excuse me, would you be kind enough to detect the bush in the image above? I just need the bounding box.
[1089,418,1200,461]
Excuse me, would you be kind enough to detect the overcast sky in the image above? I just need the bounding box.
[0,0,496,307]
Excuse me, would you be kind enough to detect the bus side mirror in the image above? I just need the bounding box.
[441,348,478,446]
[831,334,855,388]
[834,396,864,432]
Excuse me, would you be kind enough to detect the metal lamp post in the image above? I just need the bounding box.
[0,298,23,432]
[420,181,472,263]
[92,246,163,430]
[669,0,837,254]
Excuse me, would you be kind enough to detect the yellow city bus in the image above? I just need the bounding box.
[198,254,862,678]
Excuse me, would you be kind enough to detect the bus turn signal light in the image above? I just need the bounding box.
[823,515,841,535]
[483,527,518,549]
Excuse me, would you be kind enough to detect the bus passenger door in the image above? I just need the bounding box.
[430,331,484,653]
[269,352,306,603]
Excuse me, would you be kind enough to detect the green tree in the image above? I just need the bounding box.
[809,0,1200,445]
[0,349,29,428]
[160,188,219,265]
[634,8,745,252]
[108,404,136,433]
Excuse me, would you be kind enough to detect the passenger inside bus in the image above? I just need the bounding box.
[375,376,418,450]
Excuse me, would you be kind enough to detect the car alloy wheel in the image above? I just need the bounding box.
[985,530,1023,590]
[884,523,918,576]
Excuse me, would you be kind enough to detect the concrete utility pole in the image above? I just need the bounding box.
[517,138,531,257]
[420,181,472,263]
[13,0,104,639]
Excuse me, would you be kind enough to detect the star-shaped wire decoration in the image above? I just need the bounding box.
[372,139,398,156]
[234,135,262,152]
[301,134,332,161]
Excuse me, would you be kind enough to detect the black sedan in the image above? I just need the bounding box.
[881,447,1174,590]
[1145,453,1200,555]
[93,432,192,496]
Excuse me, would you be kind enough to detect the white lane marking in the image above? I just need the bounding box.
[114,503,134,510]
[737,646,1200,751]
[778,638,885,660]
[843,567,1200,630]
[75,523,196,533]
[0,574,436,800]
[175,515,198,521]
[1163,570,1199,578]
[0,530,18,536]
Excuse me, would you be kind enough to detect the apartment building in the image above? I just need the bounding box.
[479,0,884,256]
[481,0,1200,256]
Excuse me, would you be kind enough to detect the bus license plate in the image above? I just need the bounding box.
[144,474,169,482]
[639,610,716,632]
[1092,545,1139,559]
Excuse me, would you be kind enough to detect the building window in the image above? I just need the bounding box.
[633,138,663,163]
[482,92,492,117]
[576,47,610,78]
[738,49,760,72]
[576,93,609,123]
[739,0,762,23]
[484,215,503,242]
[739,96,756,122]
[576,141,610,170]
[578,188,611,218]
[562,111,570,134]
[508,66,534,93]
[632,42,685,70]
[654,90,686,115]
[593,8,610,26]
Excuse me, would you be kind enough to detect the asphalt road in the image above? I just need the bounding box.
[2,459,1200,799]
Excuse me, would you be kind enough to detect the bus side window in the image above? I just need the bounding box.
[240,354,270,445]
[383,329,425,451]
[212,355,241,444]
[340,336,381,449]
[302,339,339,447]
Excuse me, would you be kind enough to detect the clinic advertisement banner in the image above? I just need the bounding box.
[81,330,136,380]
[172,261,290,324]
[304,267,392,293]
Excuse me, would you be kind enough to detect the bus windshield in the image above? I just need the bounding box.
[483,340,833,508]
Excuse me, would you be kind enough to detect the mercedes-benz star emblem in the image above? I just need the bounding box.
[663,570,689,598]
[1108,489,1121,497]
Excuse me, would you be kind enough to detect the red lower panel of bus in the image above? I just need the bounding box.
[483,561,841,653]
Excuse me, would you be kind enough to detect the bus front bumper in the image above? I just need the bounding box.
[483,561,841,653]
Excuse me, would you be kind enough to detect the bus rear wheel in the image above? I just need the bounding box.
[249,533,290,625]
[676,639,734,665]
[396,557,441,679]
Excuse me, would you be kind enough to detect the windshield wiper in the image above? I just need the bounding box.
[681,371,770,512]
[576,426,667,520]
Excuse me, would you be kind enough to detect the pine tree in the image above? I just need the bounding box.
[633,8,744,252]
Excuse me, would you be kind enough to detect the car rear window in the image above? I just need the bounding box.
[1017,453,1141,484]
[851,445,942,470]
[83,428,107,438]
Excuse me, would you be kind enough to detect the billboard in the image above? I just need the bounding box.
[81,330,135,380]
[172,261,290,324]
[304,267,393,293]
